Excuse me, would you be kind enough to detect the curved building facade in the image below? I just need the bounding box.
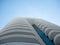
[0,18,60,45]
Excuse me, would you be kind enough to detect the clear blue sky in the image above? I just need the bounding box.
[0,0,60,30]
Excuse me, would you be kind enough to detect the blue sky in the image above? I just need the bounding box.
[0,0,60,30]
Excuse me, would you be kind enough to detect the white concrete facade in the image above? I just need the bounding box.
[0,18,60,45]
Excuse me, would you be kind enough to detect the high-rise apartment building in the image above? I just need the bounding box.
[0,18,60,45]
